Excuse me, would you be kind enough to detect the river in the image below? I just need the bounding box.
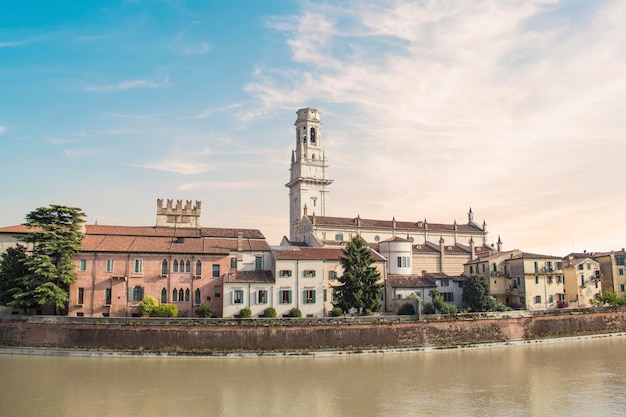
[1,335,625,417]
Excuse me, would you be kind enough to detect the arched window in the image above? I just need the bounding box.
[302,127,307,143]
[310,127,316,143]
[184,288,190,302]
[194,289,201,305]
[185,260,191,273]
[172,288,178,302]
[161,287,167,304]
[133,286,144,302]
[196,260,202,276]
[173,260,179,273]
[161,259,168,275]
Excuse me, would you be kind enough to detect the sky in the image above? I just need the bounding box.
[1,0,625,256]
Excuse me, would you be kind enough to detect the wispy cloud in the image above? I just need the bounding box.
[0,35,47,48]
[243,0,626,253]
[64,148,100,159]
[85,76,172,93]
[177,180,275,191]
[131,147,213,175]
[0,126,6,134]
[192,103,241,119]
[181,41,210,55]
[45,137,73,145]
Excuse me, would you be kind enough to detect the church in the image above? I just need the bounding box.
[284,108,499,277]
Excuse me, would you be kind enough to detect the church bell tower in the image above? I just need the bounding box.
[286,108,333,241]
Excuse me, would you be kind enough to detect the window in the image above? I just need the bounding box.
[184,289,190,302]
[374,235,380,242]
[257,289,268,304]
[328,271,337,279]
[587,263,592,270]
[173,260,179,273]
[303,289,316,304]
[173,288,179,302]
[280,270,292,277]
[105,288,112,306]
[581,276,586,286]
[77,288,84,305]
[442,292,454,302]
[106,259,114,273]
[194,289,201,305]
[303,270,316,278]
[214,286,221,298]
[547,276,553,284]
[255,256,263,270]
[133,259,143,274]
[233,289,244,304]
[555,262,563,270]
[493,263,497,272]
[79,259,86,271]
[195,260,202,277]
[310,127,316,143]
[161,259,168,276]
[534,262,539,273]
[621,284,625,292]
[546,261,553,271]
[458,282,464,288]
[619,269,624,276]
[230,257,237,269]
[161,288,167,304]
[397,256,410,268]
[185,260,191,273]
[440,279,450,287]
[76,312,84,317]
[549,295,554,303]
[534,295,541,304]
[616,257,625,266]
[335,233,343,241]
[535,276,539,284]
[280,289,292,304]
[212,264,220,278]
[578,264,584,270]
[129,286,144,302]
[324,289,327,302]
[469,266,474,274]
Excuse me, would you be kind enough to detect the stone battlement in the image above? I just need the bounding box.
[156,199,202,229]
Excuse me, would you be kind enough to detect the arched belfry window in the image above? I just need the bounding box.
[310,127,316,143]
[196,260,202,276]
[302,127,307,143]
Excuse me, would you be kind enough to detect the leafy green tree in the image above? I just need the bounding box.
[335,235,383,314]
[151,304,178,317]
[398,302,415,315]
[462,275,497,312]
[597,291,626,306]
[0,245,31,310]
[18,205,86,314]
[429,289,457,314]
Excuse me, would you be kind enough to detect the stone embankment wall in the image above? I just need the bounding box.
[1,308,625,354]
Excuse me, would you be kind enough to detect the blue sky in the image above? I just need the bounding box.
[1,0,625,255]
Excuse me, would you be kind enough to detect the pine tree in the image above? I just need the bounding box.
[18,205,86,314]
[335,235,383,314]
[0,245,31,310]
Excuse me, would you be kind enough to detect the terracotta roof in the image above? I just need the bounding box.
[387,275,438,288]
[0,224,270,255]
[508,252,562,260]
[307,215,484,233]
[380,236,411,243]
[272,246,386,262]
[223,270,274,283]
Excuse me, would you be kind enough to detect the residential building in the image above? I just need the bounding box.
[594,249,626,296]
[562,254,602,307]
[464,250,523,307]
[504,252,565,311]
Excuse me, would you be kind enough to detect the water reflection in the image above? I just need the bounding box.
[1,336,625,417]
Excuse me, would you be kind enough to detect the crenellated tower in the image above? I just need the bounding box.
[285,108,333,240]
[156,199,202,229]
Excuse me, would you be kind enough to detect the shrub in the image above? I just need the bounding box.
[495,303,513,311]
[330,306,343,317]
[288,308,302,317]
[238,308,252,318]
[137,295,159,317]
[195,302,215,318]
[261,307,277,318]
[398,303,415,315]
[422,302,435,314]
[150,304,178,317]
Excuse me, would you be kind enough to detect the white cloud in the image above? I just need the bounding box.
[177,180,274,191]
[244,0,626,254]
[64,148,100,159]
[85,76,172,93]
[0,126,6,134]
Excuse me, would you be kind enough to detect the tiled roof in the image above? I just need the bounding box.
[308,215,484,233]
[387,275,438,288]
[272,246,386,262]
[223,270,274,283]
[508,252,562,260]
[1,224,270,254]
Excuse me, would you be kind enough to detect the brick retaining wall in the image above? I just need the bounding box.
[1,308,625,353]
